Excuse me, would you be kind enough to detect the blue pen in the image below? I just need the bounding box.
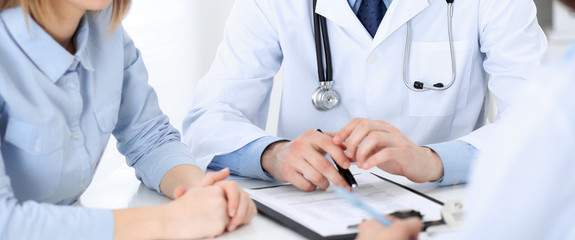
[334,186,393,226]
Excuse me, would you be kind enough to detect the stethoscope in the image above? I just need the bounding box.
[311,0,456,111]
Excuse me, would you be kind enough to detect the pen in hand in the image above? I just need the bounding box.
[316,129,358,189]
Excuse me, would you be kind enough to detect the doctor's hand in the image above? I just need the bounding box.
[261,129,353,192]
[198,169,258,232]
[356,217,423,240]
[333,118,444,183]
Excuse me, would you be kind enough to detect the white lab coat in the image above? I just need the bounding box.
[183,0,547,170]
[449,54,575,240]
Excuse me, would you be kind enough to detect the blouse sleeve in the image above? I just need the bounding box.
[111,28,196,194]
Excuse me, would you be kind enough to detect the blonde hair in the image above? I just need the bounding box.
[0,0,131,30]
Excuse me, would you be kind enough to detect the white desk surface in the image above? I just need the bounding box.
[78,165,466,240]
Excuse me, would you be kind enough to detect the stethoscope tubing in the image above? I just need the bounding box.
[403,2,456,91]
[312,0,340,111]
[313,0,333,83]
[311,0,457,112]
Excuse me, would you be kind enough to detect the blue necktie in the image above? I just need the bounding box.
[357,0,386,37]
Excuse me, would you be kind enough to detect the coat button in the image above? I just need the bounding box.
[367,54,378,64]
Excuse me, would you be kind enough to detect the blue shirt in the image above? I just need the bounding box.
[0,7,195,239]
[211,0,476,185]
[349,0,393,12]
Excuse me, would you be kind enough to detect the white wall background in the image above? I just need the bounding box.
[547,1,575,60]
[95,0,575,180]
[123,0,235,130]
[95,0,236,180]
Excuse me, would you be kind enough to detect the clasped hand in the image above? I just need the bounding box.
[166,169,257,239]
[262,118,444,192]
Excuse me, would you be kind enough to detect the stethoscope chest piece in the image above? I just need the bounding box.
[312,0,339,111]
[312,82,339,111]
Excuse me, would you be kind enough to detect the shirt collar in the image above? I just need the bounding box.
[348,0,394,13]
[1,7,94,83]
[348,0,359,7]
[74,17,94,72]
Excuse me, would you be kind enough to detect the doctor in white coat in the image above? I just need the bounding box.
[357,1,575,238]
[183,0,547,191]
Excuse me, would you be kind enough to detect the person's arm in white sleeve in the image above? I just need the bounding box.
[182,0,283,171]
[461,58,575,240]
[459,0,548,150]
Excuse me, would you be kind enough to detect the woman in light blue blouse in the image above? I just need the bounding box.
[0,0,256,239]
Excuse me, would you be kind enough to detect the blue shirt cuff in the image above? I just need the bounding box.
[90,209,114,240]
[210,136,287,181]
[425,140,477,186]
[132,142,196,194]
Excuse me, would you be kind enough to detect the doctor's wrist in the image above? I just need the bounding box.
[261,140,290,175]
[422,146,445,182]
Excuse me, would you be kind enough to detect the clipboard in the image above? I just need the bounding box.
[246,172,444,240]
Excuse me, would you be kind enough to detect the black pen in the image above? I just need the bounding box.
[316,129,358,189]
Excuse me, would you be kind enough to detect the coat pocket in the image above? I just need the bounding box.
[94,93,121,134]
[3,118,64,200]
[407,40,473,117]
